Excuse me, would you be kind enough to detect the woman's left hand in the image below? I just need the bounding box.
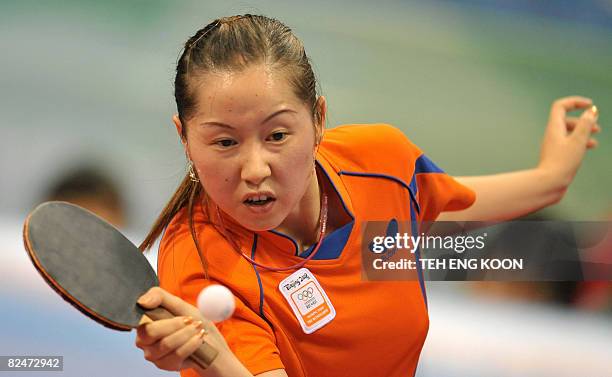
[537,96,600,189]
[441,96,601,222]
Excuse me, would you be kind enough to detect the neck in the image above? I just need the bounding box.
[274,168,323,254]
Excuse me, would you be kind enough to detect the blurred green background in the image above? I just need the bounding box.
[1,0,610,228]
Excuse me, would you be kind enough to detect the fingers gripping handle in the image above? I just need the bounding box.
[145,307,220,369]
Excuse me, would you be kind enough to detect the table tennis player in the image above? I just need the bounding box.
[134,14,600,377]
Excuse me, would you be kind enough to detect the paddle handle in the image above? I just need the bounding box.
[145,307,220,369]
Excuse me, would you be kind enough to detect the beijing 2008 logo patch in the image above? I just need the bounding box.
[279,268,336,334]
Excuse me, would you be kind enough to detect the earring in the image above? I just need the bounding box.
[188,161,200,183]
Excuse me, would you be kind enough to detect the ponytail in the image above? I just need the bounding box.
[139,173,198,252]
[139,172,211,278]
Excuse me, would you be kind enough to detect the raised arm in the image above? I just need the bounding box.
[438,96,600,221]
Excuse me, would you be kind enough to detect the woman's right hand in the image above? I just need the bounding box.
[135,287,286,377]
[135,287,232,373]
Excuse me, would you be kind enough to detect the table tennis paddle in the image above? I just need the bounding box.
[23,201,218,369]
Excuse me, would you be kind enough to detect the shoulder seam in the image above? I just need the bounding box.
[338,170,420,214]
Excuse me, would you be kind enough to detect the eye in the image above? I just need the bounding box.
[267,132,288,142]
[215,139,237,148]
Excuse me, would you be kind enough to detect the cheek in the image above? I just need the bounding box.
[193,159,235,198]
[277,145,314,187]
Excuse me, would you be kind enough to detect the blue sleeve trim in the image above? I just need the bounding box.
[410,154,445,220]
[414,154,444,175]
[410,202,428,310]
[409,174,418,198]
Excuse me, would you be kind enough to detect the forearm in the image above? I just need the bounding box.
[438,168,568,221]
[190,352,286,377]
[190,350,254,377]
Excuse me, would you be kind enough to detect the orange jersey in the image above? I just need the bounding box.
[158,124,475,377]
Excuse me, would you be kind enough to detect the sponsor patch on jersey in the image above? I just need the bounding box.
[279,268,336,334]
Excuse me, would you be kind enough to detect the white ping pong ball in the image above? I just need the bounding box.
[197,285,235,322]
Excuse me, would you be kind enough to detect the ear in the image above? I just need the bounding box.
[173,114,192,160]
[172,114,187,146]
[314,96,327,146]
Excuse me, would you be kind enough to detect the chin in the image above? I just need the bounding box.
[239,214,284,232]
[242,221,279,232]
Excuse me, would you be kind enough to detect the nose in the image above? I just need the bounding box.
[240,145,271,186]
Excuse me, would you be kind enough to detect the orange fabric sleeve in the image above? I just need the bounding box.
[372,125,475,221]
[416,172,476,221]
[366,125,475,221]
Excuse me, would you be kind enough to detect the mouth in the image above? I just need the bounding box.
[243,194,277,207]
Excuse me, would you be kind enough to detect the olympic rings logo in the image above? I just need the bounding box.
[297,287,314,301]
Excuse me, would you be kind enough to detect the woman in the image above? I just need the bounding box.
[135,14,600,377]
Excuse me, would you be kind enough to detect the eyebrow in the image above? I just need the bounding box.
[200,109,297,129]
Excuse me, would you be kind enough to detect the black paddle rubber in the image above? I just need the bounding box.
[23,201,218,369]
